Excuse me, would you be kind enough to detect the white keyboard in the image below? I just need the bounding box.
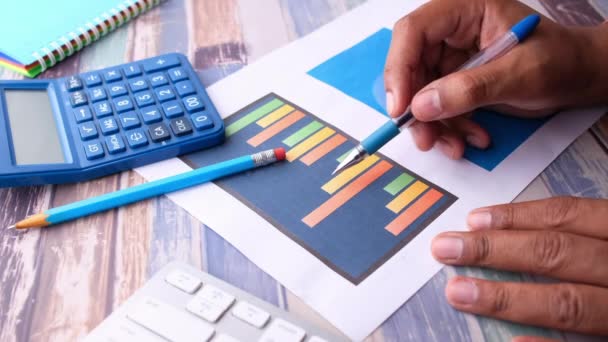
[84,262,345,342]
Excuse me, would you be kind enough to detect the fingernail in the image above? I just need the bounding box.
[466,135,483,147]
[414,88,442,120]
[386,91,394,116]
[435,138,454,158]
[468,209,492,230]
[432,236,463,260]
[447,279,478,305]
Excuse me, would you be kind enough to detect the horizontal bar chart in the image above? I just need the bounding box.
[386,189,444,235]
[226,98,284,136]
[257,104,295,128]
[386,180,428,214]
[322,155,379,194]
[301,134,348,166]
[286,127,335,161]
[283,121,324,147]
[247,110,305,147]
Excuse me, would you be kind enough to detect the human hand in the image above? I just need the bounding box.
[431,197,608,338]
[384,0,608,159]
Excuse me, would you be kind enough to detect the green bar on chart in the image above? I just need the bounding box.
[226,98,284,136]
[384,173,415,195]
[282,121,323,147]
[337,149,353,162]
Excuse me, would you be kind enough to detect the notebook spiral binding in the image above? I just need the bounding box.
[31,0,162,73]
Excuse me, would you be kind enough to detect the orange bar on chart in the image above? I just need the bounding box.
[386,180,428,214]
[300,134,348,166]
[303,160,393,228]
[247,111,306,147]
[286,127,335,162]
[385,188,444,236]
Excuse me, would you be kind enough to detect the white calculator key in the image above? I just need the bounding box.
[258,318,306,342]
[85,321,164,342]
[213,334,241,342]
[187,284,236,323]
[165,270,202,294]
[127,296,215,342]
[308,337,329,342]
[231,301,270,328]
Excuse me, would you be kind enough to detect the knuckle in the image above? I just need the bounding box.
[531,232,570,274]
[455,73,491,107]
[549,284,586,329]
[490,286,511,314]
[542,196,579,229]
[470,234,492,265]
[394,15,415,34]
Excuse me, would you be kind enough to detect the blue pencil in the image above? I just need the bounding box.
[9,148,286,229]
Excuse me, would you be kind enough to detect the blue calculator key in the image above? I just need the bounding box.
[78,122,98,140]
[108,82,128,97]
[89,87,107,102]
[123,64,142,78]
[191,112,214,131]
[129,77,148,93]
[83,73,102,87]
[170,117,193,137]
[148,73,169,87]
[66,76,83,91]
[113,96,134,113]
[105,134,126,154]
[155,86,176,102]
[140,106,162,124]
[182,95,204,113]
[100,117,119,135]
[84,141,104,160]
[94,101,113,118]
[73,107,93,123]
[142,55,180,73]
[174,80,195,97]
[162,100,184,118]
[126,129,149,148]
[168,67,188,82]
[103,68,122,83]
[134,91,155,107]
[119,111,141,130]
[148,123,171,143]
[70,91,88,107]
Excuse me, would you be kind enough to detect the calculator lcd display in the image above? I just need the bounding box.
[5,90,66,165]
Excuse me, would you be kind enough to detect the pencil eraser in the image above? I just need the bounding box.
[274,148,286,161]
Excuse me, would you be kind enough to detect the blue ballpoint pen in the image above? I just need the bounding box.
[332,14,541,175]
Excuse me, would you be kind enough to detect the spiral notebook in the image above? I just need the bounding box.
[0,0,164,78]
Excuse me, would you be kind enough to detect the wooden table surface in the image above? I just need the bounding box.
[1,1,607,341]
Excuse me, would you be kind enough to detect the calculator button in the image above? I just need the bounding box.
[108,82,128,97]
[162,101,184,118]
[191,112,214,131]
[66,76,83,91]
[105,134,126,154]
[129,77,148,93]
[73,107,93,123]
[113,96,134,113]
[140,106,162,124]
[308,337,329,342]
[148,73,169,87]
[83,73,102,87]
[88,87,107,102]
[100,117,119,135]
[134,91,155,107]
[126,129,149,148]
[168,67,188,82]
[103,68,122,83]
[119,111,141,130]
[186,284,235,323]
[123,64,142,78]
[148,123,171,142]
[142,55,180,73]
[174,80,195,97]
[164,270,202,294]
[78,122,98,140]
[182,95,204,113]
[155,86,176,102]
[214,334,241,342]
[231,301,270,328]
[84,141,104,160]
[93,101,113,118]
[70,91,88,107]
[170,117,193,137]
[258,319,306,342]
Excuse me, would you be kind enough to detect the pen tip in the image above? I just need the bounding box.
[7,225,15,230]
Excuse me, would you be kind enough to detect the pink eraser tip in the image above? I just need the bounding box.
[274,148,286,161]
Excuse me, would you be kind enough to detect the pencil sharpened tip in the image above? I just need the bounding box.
[6,225,16,230]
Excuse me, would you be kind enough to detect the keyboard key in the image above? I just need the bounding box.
[85,320,156,342]
[162,101,183,118]
[142,55,180,73]
[214,335,241,342]
[123,64,142,78]
[105,134,126,154]
[165,270,202,294]
[103,68,122,83]
[182,95,204,113]
[83,72,102,87]
[174,80,195,97]
[84,141,104,160]
[126,129,148,149]
[89,87,107,102]
[170,118,193,137]
[66,76,83,91]
[100,117,119,135]
[108,82,128,97]
[73,107,93,123]
[308,337,329,342]
[70,91,88,107]
[148,123,170,143]
[93,101,113,118]
[168,67,188,82]
[148,73,169,88]
[134,91,155,107]
[155,86,176,102]
[129,77,148,93]
[259,319,306,342]
[113,96,134,113]
[127,296,215,342]
[186,284,235,323]
[140,106,162,124]
[78,122,98,140]
[191,112,214,131]
[119,111,141,130]
[231,301,270,328]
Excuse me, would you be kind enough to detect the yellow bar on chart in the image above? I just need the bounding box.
[321,155,380,194]
[386,180,429,214]
[286,127,335,162]
[256,104,295,128]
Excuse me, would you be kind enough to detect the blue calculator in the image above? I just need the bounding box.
[0,53,224,187]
